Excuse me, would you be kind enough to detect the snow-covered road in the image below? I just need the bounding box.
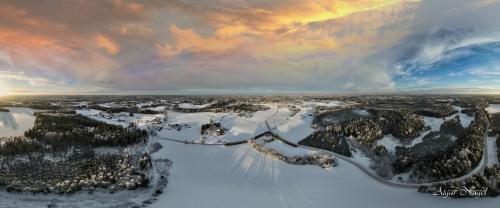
[299,121,491,189]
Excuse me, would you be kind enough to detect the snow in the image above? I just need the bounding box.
[178,102,215,109]
[150,139,500,208]
[274,108,315,143]
[98,102,117,108]
[421,106,474,132]
[4,103,500,207]
[215,106,279,142]
[262,139,318,157]
[137,101,154,108]
[486,104,500,114]
[76,109,166,128]
[143,106,167,112]
[76,109,129,127]
[375,135,401,154]
[349,147,374,168]
[407,131,428,146]
[391,172,411,183]
[302,100,346,107]
[374,117,442,153]
[156,111,228,142]
[0,107,37,137]
[0,190,152,208]
[453,106,473,128]
[487,136,499,167]
[157,106,279,143]
[353,109,370,116]
[375,105,474,153]
[423,116,446,131]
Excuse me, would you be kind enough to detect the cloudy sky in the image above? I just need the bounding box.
[0,0,500,95]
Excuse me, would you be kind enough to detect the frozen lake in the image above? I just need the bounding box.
[0,107,37,137]
[486,104,500,114]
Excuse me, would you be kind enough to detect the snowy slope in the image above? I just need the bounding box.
[157,106,281,143]
[217,106,277,142]
[274,108,315,143]
[150,139,500,208]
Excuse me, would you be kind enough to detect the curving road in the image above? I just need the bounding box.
[158,105,492,190]
[267,109,491,189]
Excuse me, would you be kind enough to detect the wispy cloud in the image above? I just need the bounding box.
[95,34,120,55]
[0,70,66,86]
[0,0,499,94]
[466,66,500,76]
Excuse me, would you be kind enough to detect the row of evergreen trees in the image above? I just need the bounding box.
[23,114,147,150]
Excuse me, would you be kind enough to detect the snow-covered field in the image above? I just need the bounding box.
[178,102,215,109]
[3,103,500,207]
[274,108,315,143]
[486,104,500,167]
[150,139,500,208]
[302,101,345,107]
[217,106,277,142]
[486,104,500,114]
[76,109,165,128]
[158,111,229,142]
[0,107,37,137]
[487,136,499,167]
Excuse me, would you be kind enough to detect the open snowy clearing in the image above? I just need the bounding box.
[158,111,229,143]
[76,109,165,128]
[158,104,307,144]
[487,136,499,167]
[302,101,346,107]
[273,107,315,143]
[6,104,492,207]
[178,102,216,109]
[0,107,37,137]
[486,104,500,114]
[149,139,500,208]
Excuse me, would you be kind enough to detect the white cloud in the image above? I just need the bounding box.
[0,70,66,86]
[0,51,13,66]
[466,66,500,76]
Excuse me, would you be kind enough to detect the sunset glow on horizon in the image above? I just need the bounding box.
[1,0,500,95]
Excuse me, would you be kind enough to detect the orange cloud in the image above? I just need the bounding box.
[126,3,144,14]
[112,0,144,14]
[0,28,75,68]
[0,0,422,93]
[156,0,418,60]
[118,23,153,36]
[157,25,244,58]
[0,26,120,83]
[94,34,120,55]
